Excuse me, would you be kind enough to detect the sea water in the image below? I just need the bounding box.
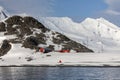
[0,67,120,80]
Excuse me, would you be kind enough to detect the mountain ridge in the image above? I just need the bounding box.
[39,17,120,52]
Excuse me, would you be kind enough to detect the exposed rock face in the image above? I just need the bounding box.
[0,22,6,32]
[0,40,11,56]
[0,15,93,55]
[3,16,49,36]
[23,36,39,49]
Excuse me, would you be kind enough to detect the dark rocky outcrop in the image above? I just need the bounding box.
[0,40,11,56]
[23,36,39,49]
[4,16,49,36]
[0,22,6,32]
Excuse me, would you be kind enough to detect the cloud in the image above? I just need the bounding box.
[93,0,120,26]
[0,0,54,17]
[105,10,120,15]
[104,0,120,15]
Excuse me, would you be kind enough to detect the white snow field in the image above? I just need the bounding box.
[0,43,120,67]
[0,30,119,67]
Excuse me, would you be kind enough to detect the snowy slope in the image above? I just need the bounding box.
[0,6,9,21]
[39,17,120,52]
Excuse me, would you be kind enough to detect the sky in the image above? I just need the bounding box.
[0,0,120,26]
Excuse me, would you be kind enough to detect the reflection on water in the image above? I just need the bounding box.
[0,67,120,80]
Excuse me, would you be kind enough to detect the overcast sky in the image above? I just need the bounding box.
[0,0,120,26]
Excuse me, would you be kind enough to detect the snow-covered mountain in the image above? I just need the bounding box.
[0,5,120,53]
[39,17,120,52]
[0,6,9,20]
[0,15,93,56]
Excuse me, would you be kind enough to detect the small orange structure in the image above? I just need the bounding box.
[39,48,45,53]
[58,60,62,63]
[59,50,70,53]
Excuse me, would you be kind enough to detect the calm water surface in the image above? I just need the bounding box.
[0,67,120,80]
